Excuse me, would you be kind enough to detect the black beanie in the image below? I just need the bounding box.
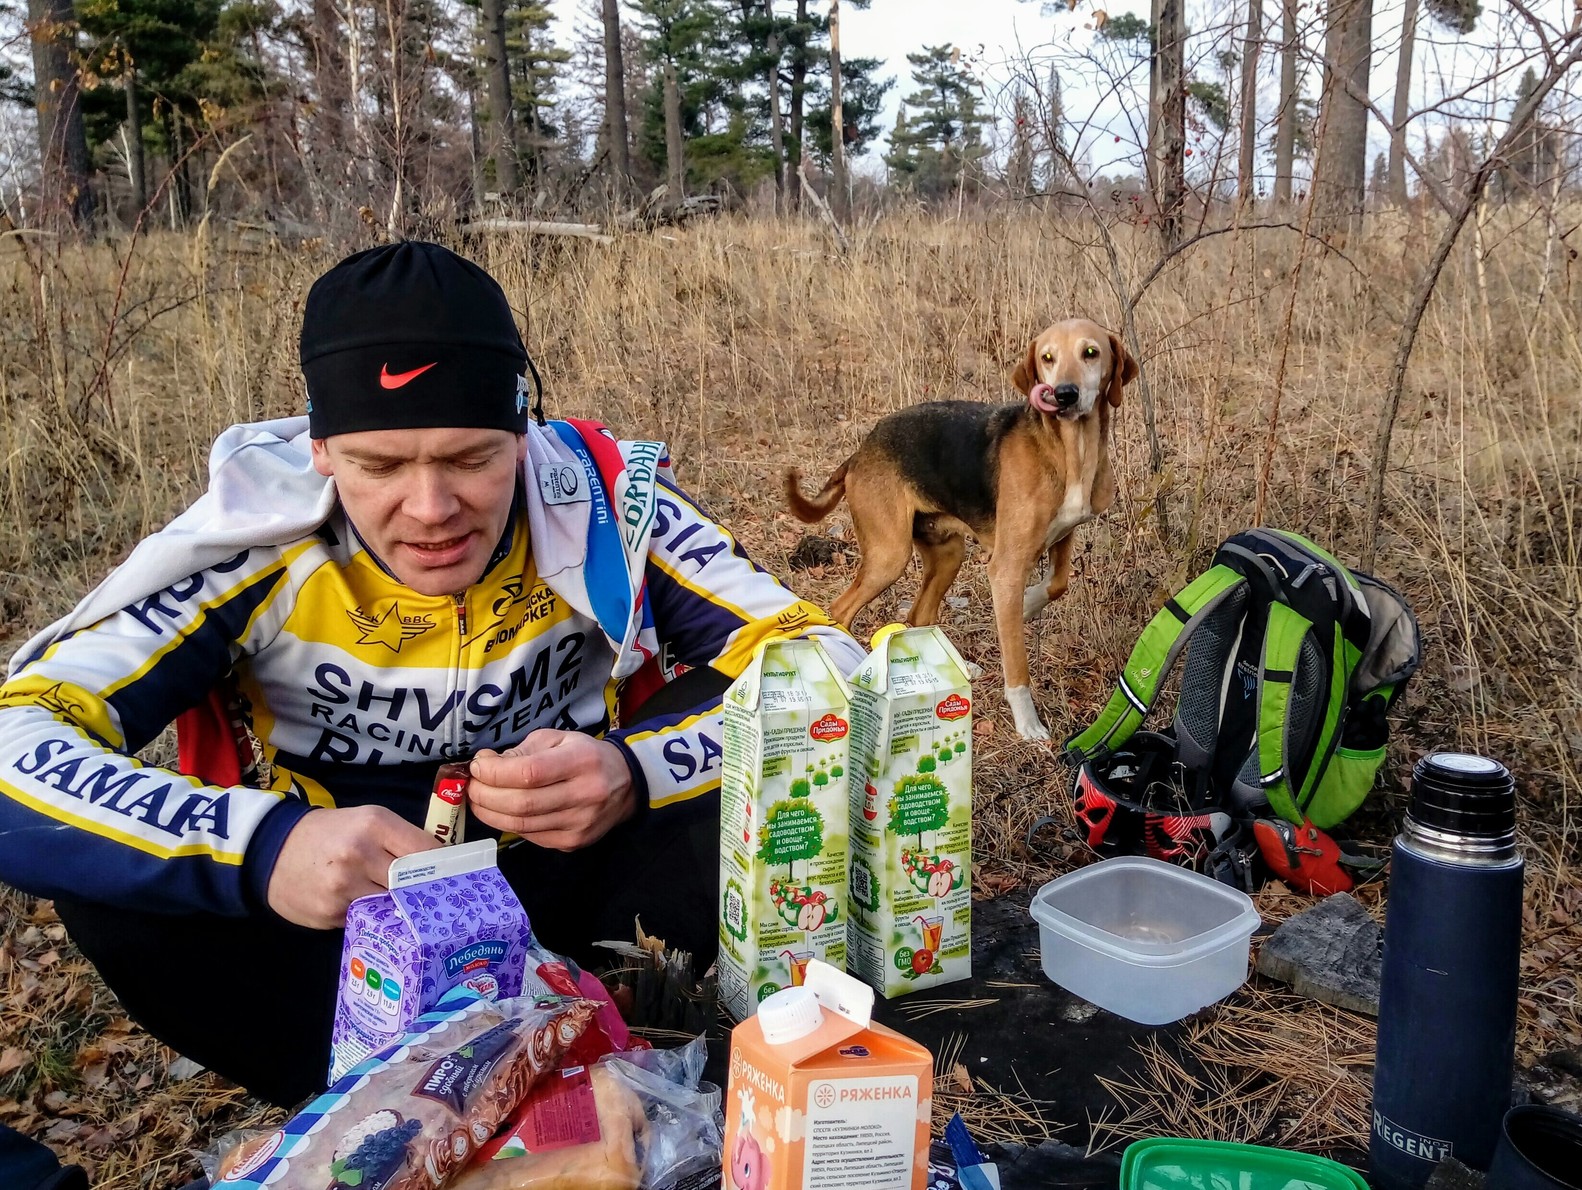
[299,241,533,438]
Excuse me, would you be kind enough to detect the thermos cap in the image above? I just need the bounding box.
[1407,752,1517,857]
[1430,753,1504,777]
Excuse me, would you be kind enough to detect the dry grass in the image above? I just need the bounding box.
[931,1028,1064,1147]
[1,206,1578,1185]
[1090,986,1378,1158]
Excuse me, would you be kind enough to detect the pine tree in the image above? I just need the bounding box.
[1004,87,1034,197]
[1044,62,1065,189]
[803,53,887,162]
[882,106,912,180]
[885,44,986,198]
[78,0,221,221]
[504,0,569,182]
[1505,65,1557,196]
[630,0,773,194]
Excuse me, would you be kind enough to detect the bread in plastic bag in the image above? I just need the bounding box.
[211,994,597,1189]
[444,1037,722,1190]
[446,1063,645,1189]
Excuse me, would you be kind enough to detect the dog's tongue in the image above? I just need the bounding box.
[1029,382,1059,413]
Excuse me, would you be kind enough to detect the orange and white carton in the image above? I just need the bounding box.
[723,959,933,1190]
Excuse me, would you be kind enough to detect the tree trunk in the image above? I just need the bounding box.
[601,0,630,196]
[383,0,406,235]
[828,0,847,223]
[766,29,787,204]
[1387,0,1417,206]
[27,0,95,231]
[1273,0,1297,203]
[1146,0,1162,199]
[788,0,808,208]
[249,23,282,207]
[305,0,346,213]
[124,58,146,214]
[479,0,517,193]
[1314,0,1373,229]
[467,78,485,211]
[1238,0,1263,203]
[663,59,684,197]
[1156,0,1186,245]
[169,110,192,225]
[340,0,374,189]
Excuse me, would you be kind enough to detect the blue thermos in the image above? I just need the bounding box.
[1371,753,1524,1188]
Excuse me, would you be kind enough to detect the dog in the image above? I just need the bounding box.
[785,318,1137,741]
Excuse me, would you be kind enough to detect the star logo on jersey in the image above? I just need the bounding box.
[347,604,436,652]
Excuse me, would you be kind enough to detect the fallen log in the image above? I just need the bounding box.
[611,184,724,230]
[457,217,615,244]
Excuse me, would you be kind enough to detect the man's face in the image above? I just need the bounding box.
[311,427,527,596]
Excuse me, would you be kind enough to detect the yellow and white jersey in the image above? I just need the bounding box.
[0,419,862,915]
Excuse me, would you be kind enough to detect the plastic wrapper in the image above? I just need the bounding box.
[210,994,598,1190]
[445,1038,723,1190]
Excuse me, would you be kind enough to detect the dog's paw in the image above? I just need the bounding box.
[1023,585,1052,620]
[1004,686,1051,742]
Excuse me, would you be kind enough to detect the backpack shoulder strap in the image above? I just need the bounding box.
[1065,565,1248,762]
[1254,600,1329,824]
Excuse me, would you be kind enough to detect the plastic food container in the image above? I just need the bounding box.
[1121,1138,1369,1190]
[1029,856,1260,1025]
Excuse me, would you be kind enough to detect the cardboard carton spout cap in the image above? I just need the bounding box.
[758,986,824,1044]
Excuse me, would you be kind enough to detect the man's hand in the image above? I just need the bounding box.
[469,730,637,850]
[267,805,441,929]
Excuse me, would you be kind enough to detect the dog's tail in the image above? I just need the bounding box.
[784,460,850,523]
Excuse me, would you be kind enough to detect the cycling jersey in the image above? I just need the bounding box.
[0,417,862,916]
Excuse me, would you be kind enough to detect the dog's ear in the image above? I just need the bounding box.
[1106,332,1139,408]
[1010,339,1039,397]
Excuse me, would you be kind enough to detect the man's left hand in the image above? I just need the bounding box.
[468,730,637,850]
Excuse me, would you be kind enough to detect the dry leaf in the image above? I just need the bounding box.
[952,1062,972,1093]
[0,1048,31,1079]
[973,718,995,737]
[43,1119,78,1144]
[975,871,1023,898]
[166,1057,206,1082]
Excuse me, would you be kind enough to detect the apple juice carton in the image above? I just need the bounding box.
[329,838,532,1082]
[724,958,933,1190]
[719,638,852,1021]
[846,625,973,998]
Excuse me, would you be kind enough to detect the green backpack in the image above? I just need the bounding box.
[1066,529,1421,829]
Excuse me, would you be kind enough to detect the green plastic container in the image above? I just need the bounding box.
[1121,1138,1370,1190]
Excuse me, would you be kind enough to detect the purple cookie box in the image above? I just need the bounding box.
[328,864,532,1083]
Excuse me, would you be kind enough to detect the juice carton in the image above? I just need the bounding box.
[846,625,973,998]
[723,959,933,1190]
[720,639,852,1020]
[329,839,533,1082]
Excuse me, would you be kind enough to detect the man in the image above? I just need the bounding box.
[0,241,863,1106]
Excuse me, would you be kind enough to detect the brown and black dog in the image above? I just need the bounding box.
[785,318,1137,741]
